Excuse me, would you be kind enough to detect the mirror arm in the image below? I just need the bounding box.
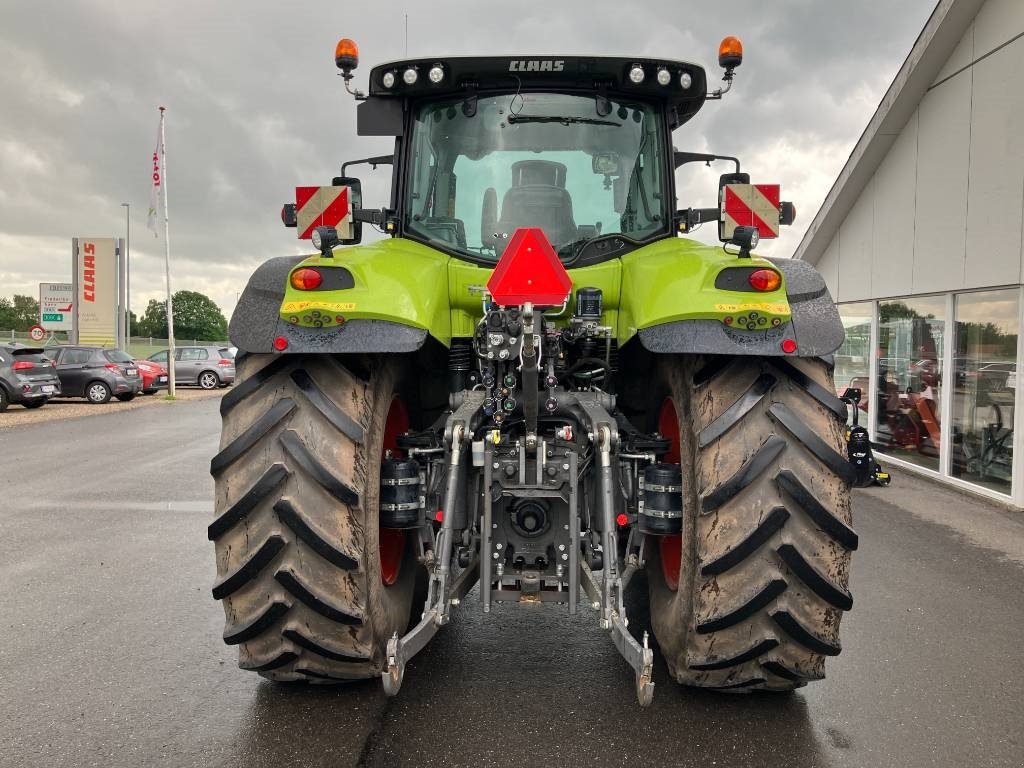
[341,154,395,176]
[352,207,394,227]
[673,151,740,173]
[675,207,720,233]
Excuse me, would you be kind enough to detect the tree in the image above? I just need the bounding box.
[0,297,16,330]
[0,295,40,331]
[174,290,228,340]
[11,295,39,331]
[136,291,227,341]
[138,299,165,338]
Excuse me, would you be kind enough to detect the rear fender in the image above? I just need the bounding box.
[621,238,843,357]
[230,239,452,354]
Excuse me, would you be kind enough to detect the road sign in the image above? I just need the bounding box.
[295,186,352,240]
[721,183,781,240]
[39,282,73,332]
[28,324,46,342]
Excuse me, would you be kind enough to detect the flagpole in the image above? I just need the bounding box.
[160,106,177,398]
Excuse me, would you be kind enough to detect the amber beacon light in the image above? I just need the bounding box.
[335,38,360,72]
[718,36,743,69]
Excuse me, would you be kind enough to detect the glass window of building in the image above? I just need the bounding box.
[950,289,1019,495]
[876,297,945,472]
[834,302,874,419]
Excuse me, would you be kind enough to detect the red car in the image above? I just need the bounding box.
[135,358,169,395]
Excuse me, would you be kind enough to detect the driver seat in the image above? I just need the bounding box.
[493,160,577,249]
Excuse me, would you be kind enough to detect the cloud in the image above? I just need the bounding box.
[0,0,936,319]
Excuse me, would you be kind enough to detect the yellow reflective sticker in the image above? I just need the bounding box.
[715,302,789,314]
[282,300,356,313]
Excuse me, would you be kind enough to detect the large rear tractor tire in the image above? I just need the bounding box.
[647,355,856,691]
[210,353,420,682]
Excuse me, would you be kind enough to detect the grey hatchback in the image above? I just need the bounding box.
[47,346,143,404]
[0,345,61,411]
[147,346,235,389]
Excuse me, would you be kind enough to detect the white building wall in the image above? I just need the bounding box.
[964,23,1024,288]
[818,0,1024,303]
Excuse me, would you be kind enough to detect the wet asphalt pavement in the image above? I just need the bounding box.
[1,397,1023,768]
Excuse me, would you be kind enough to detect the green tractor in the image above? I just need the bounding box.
[210,36,857,705]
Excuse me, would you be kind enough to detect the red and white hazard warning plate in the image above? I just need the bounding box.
[721,183,781,240]
[295,186,353,241]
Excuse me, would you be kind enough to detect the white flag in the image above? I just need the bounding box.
[147,120,163,236]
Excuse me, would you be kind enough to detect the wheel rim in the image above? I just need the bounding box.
[89,384,107,403]
[657,397,683,591]
[379,396,410,587]
[201,373,217,389]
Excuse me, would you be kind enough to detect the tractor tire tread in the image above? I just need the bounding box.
[207,463,289,541]
[211,534,287,600]
[649,356,854,692]
[273,498,359,570]
[212,353,419,682]
[210,398,296,476]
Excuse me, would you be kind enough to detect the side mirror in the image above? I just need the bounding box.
[331,176,363,245]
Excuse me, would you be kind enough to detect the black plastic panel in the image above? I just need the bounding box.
[714,266,779,292]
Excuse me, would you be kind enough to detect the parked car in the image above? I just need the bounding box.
[0,344,61,411]
[147,346,236,389]
[134,358,169,395]
[47,346,143,404]
[976,362,1016,391]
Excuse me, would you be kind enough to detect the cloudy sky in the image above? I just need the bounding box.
[0,0,937,321]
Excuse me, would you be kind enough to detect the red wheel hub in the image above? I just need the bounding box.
[657,397,682,591]
[380,396,409,587]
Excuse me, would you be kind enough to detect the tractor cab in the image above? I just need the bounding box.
[285,43,779,266]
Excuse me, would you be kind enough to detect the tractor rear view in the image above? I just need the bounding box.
[210,37,856,705]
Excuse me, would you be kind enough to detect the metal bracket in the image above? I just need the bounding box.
[382,557,479,696]
[610,615,655,707]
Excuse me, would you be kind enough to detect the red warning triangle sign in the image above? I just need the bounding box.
[486,228,572,307]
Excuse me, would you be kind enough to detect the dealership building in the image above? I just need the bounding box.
[794,0,1024,506]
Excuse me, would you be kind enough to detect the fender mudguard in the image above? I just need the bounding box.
[229,256,428,354]
[637,257,844,357]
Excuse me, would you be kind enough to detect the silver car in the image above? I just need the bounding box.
[147,345,236,389]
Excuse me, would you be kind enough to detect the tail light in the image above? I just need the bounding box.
[290,268,323,290]
[104,363,121,373]
[12,361,33,371]
[218,358,233,366]
[748,268,781,292]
